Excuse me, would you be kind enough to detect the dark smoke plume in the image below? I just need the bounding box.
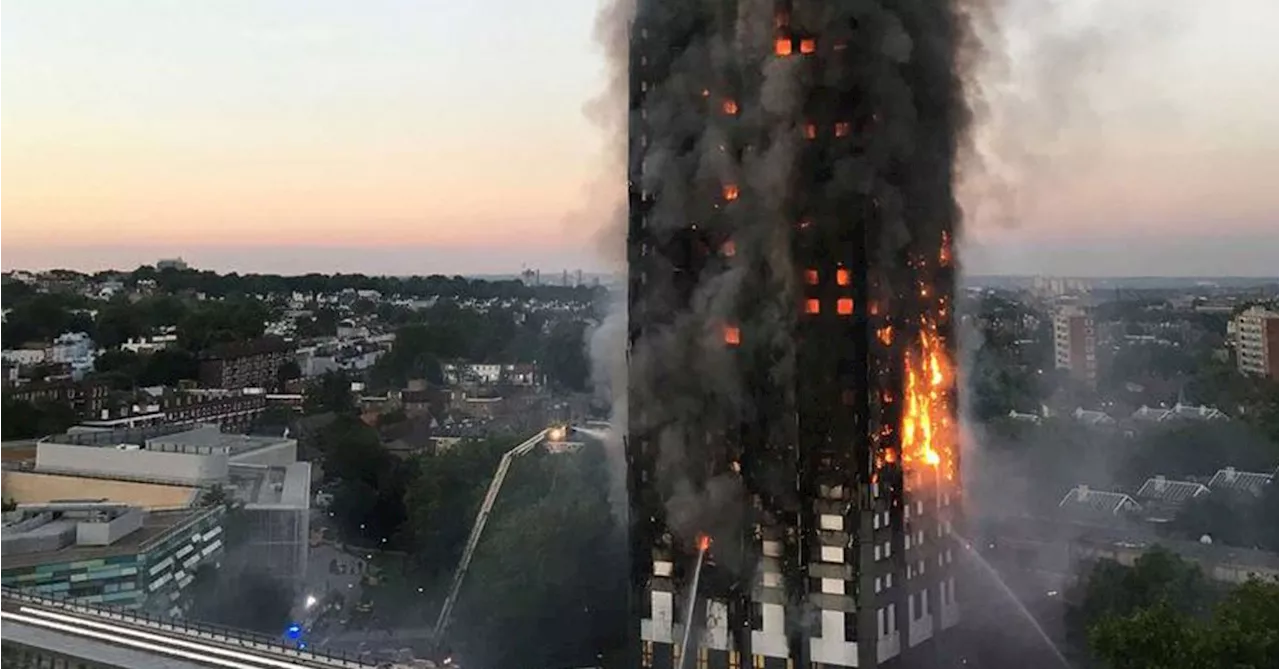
[596,0,977,565]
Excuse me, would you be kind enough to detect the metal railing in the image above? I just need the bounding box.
[1,587,378,668]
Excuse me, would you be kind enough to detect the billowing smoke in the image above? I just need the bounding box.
[591,0,977,570]
[956,0,1174,237]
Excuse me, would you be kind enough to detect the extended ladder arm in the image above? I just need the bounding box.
[432,428,549,640]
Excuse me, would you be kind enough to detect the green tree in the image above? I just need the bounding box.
[303,371,355,415]
[543,320,590,391]
[1067,545,1213,654]
[1089,600,1208,669]
[451,442,627,668]
[401,437,514,577]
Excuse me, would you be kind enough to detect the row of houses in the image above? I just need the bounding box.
[1058,466,1274,521]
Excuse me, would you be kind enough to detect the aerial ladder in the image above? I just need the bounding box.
[431,425,569,645]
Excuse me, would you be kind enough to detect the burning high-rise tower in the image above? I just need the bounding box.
[623,0,968,667]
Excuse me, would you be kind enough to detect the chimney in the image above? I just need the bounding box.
[1225,466,1238,482]
[1076,484,1089,502]
[1155,474,1167,491]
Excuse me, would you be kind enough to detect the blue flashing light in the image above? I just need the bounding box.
[285,623,303,640]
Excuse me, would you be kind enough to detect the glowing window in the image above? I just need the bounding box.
[799,38,816,54]
[805,299,820,314]
[804,123,817,140]
[722,239,736,257]
[775,38,793,56]
[836,268,851,286]
[722,184,739,201]
[835,121,852,137]
[837,298,854,315]
[722,99,739,115]
[723,325,741,346]
[804,269,819,285]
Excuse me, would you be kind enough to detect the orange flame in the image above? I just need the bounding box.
[837,298,854,316]
[799,38,816,54]
[722,99,739,115]
[697,534,712,551]
[836,268,851,286]
[775,38,793,56]
[876,325,894,346]
[723,325,741,346]
[722,184,739,201]
[940,231,952,266]
[900,325,955,484]
[804,269,819,285]
[804,298,820,315]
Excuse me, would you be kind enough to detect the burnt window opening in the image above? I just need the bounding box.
[722,239,737,257]
[804,123,817,140]
[724,325,741,346]
[775,37,793,56]
[804,269,819,285]
[805,299,820,315]
[836,268,851,286]
[837,298,854,315]
[835,121,852,137]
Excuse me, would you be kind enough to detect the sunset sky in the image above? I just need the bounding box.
[3,0,1276,276]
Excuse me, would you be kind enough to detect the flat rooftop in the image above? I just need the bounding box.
[1,508,210,571]
[44,423,291,456]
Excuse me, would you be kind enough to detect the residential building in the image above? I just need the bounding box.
[79,392,269,433]
[1231,306,1279,378]
[1134,476,1209,521]
[1057,485,1141,518]
[199,337,294,390]
[1131,402,1228,424]
[5,379,109,418]
[155,258,189,271]
[48,332,97,379]
[1053,305,1097,387]
[1207,467,1274,496]
[2,347,47,367]
[626,5,961,666]
[1,503,224,615]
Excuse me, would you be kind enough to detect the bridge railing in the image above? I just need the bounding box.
[1,587,376,668]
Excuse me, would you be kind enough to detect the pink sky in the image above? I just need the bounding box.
[2,0,1276,276]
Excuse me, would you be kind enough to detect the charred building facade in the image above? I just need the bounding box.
[625,1,967,667]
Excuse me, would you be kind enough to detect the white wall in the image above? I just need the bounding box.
[228,440,297,467]
[36,443,228,485]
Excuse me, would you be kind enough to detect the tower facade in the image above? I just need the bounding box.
[625,1,967,668]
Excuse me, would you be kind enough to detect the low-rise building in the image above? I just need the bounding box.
[1207,467,1274,496]
[1,503,224,615]
[199,338,294,390]
[5,379,109,418]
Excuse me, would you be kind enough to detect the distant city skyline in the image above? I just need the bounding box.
[3,0,1277,277]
